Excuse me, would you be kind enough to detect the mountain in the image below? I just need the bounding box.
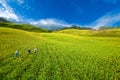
[0,17,11,22]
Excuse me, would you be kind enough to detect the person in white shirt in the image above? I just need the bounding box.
[15,50,19,58]
[34,47,37,53]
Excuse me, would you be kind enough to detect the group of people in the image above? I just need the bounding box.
[14,48,38,58]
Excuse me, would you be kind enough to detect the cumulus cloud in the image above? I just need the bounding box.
[0,0,21,21]
[30,18,72,30]
[90,11,120,29]
[17,0,24,4]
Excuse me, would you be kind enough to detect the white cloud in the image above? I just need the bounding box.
[17,0,24,4]
[0,0,21,21]
[30,18,72,30]
[0,0,71,30]
[30,18,70,26]
[90,11,120,29]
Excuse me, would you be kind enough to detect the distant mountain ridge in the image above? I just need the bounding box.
[0,17,11,22]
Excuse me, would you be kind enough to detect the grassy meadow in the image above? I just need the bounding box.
[0,27,120,80]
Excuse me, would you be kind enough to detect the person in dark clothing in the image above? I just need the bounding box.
[27,48,31,54]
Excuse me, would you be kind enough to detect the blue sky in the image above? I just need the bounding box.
[0,0,120,29]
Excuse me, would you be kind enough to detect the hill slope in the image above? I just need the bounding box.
[0,22,48,33]
[0,27,120,80]
[0,17,11,22]
[56,29,120,37]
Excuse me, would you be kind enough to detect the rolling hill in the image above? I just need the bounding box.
[0,17,11,22]
[0,22,49,33]
[0,17,48,33]
[56,29,120,37]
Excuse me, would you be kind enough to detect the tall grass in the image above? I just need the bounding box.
[0,27,120,80]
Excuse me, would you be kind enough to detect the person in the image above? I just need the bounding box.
[15,50,19,58]
[34,47,37,53]
[27,48,31,54]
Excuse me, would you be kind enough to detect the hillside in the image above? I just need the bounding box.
[0,27,120,80]
[56,29,120,37]
[0,17,11,22]
[0,22,48,33]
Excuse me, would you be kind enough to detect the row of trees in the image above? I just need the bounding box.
[99,26,120,30]
[61,25,92,30]
[61,25,120,30]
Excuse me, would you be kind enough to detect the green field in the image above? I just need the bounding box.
[0,27,120,80]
